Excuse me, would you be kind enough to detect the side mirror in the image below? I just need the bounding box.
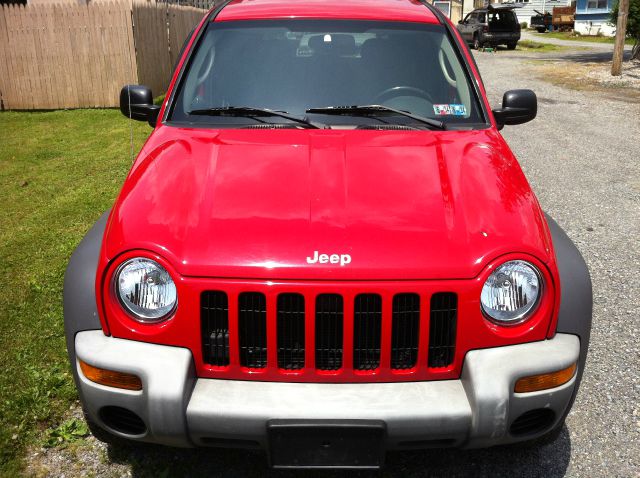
[458,20,464,24]
[492,89,537,129]
[119,85,161,127]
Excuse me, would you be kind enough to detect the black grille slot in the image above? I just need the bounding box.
[239,292,267,368]
[315,294,343,370]
[277,294,305,370]
[201,291,230,366]
[428,293,457,368]
[353,294,382,370]
[391,293,420,369]
[510,409,556,436]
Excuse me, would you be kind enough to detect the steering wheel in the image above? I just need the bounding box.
[196,50,215,84]
[374,86,433,104]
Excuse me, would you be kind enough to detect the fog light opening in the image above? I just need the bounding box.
[510,409,555,436]
[99,406,147,436]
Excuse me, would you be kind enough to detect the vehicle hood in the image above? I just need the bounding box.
[105,127,552,280]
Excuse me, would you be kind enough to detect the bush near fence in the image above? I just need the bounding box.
[0,0,205,110]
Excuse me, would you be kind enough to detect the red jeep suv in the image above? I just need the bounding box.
[64,0,592,469]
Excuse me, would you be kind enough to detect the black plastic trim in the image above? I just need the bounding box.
[63,211,110,366]
[545,213,593,419]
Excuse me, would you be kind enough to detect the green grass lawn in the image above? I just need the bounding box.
[0,110,149,475]
[516,39,564,52]
[531,31,636,45]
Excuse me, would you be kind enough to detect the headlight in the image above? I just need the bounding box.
[480,260,542,324]
[115,258,177,322]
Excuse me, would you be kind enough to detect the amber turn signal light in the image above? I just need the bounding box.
[514,363,577,393]
[79,359,143,391]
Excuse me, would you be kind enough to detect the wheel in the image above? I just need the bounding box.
[507,42,517,50]
[473,34,483,50]
[373,86,434,105]
[536,27,546,33]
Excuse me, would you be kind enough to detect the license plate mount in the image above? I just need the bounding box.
[267,419,386,469]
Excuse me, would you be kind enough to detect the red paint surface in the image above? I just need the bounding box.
[102,128,553,281]
[101,250,557,383]
[216,0,439,24]
[95,0,562,382]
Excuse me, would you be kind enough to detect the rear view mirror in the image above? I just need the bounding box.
[492,89,537,129]
[119,85,161,127]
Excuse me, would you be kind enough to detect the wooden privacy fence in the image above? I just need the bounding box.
[0,1,205,110]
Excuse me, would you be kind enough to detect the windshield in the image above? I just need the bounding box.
[169,20,485,128]
[487,11,518,28]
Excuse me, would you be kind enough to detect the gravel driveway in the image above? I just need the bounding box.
[28,47,639,478]
[474,49,639,477]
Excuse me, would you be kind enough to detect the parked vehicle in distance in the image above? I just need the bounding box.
[64,0,592,469]
[458,4,522,49]
[530,9,553,33]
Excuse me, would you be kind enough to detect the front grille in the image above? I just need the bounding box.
[391,293,420,369]
[201,291,230,366]
[353,294,382,370]
[200,291,458,378]
[277,293,306,370]
[239,292,267,368]
[315,294,343,371]
[428,292,458,368]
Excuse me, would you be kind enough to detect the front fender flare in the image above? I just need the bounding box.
[545,214,593,410]
[63,211,109,365]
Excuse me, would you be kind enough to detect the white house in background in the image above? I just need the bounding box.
[427,0,465,24]
[469,0,573,26]
[574,0,615,36]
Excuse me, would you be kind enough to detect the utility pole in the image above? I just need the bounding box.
[611,0,630,76]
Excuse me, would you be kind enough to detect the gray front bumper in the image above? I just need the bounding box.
[75,331,580,450]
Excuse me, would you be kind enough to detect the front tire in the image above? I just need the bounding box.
[473,34,483,50]
[507,42,517,50]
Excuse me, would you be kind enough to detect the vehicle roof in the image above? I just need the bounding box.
[215,0,440,24]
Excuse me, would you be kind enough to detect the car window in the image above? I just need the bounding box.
[478,13,486,23]
[488,11,518,27]
[169,20,485,128]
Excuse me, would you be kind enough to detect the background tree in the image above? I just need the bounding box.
[611,0,640,59]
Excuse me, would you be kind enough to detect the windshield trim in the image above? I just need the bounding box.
[162,15,491,131]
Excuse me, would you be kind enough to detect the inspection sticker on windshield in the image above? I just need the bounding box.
[433,104,467,116]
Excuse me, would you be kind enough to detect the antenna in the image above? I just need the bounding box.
[126,1,138,165]
[128,85,135,164]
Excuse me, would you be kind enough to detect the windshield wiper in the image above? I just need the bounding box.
[306,105,446,130]
[188,106,326,129]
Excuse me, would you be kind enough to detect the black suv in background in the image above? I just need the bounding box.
[457,5,521,50]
